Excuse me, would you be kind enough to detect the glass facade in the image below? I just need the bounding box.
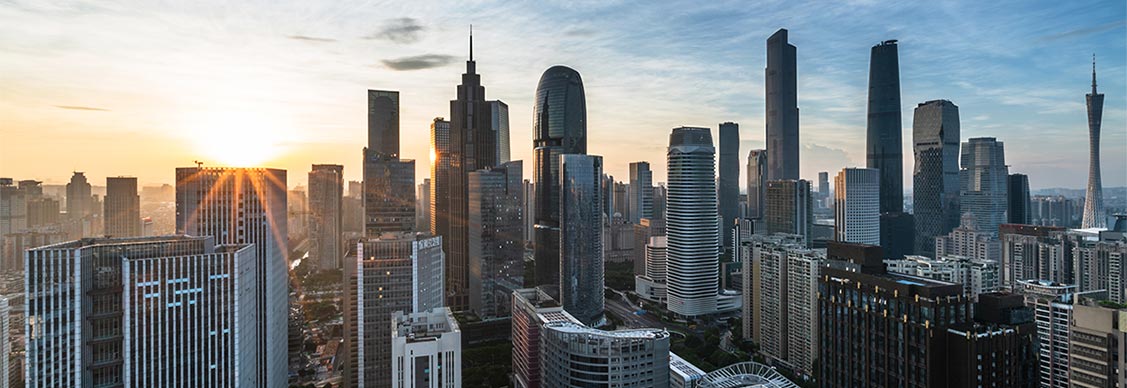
[912,100,961,255]
[367,90,400,158]
[559,154,603,326]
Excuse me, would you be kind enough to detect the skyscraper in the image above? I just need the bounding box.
[719,122,740,249]
[363,152,415,235]
[765,179,813,243]
[834,168,880,245]
[345,233,444,388]
[960,137,1008,236]
[559,154,604,325]
[1082,56,1105,228]
[26,236,259,387]
[430,118,451,236]
[666,127,719,317]
[309,164,344,269]
[817,171,829,197]
[1018,280,1083,388]
[65,171,91,220]
[417,178,431,232]
[628,162,653,224]
[866,40,904,214]
[389,308,462,387]
[746,149,767,219]
[746,233,823,377]
[468,161,524,319]
[1007,173,1031,225]
[913,100,961,255]
[104,176,140,237]
[438,32,508,310]
[532,65,586,290]
[175,167,288,387]
[0,296,7,388]
[367,90,399,158]
[765,29,799,181]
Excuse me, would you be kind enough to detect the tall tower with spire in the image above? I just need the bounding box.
[1082,55,1105,228]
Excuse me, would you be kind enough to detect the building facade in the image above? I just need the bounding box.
[718,122,740,250]
[833,168,880,245]
[866,40,904,215]
[309,164,344,269]
[960,137,1008,236]
[1007,173,1031,225]
[539,322,670,387]
[746,149,767,219]
[104,176,140,237]
[390,308,461,388]
[1069,298,1127,388]
[468,161,525,319]
[765,179,812,244]
[511,288,583,388]
[913,100,961,255]
[1017,280,1081,388]
[666,127,719,317]
[765,28,799,181]
[628,162,653,224]
[558,154,604,325]
[884,255,1000,300]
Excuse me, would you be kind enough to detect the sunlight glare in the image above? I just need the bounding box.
[188,110,295,167]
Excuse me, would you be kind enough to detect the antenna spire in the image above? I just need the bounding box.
[469,24,473,61]
[1092,53,1097,94]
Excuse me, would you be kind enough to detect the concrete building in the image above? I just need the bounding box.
[628,162,653,224]
[539,322,670,387]
[346,233,444,388]
[309,164,344,269]
[0,296,8,388]
[511,288,583,388]
[833,168,880,245]
[65,171,92,221]
[765,180,812,245]
[1082,58,1106,229]
[935,212,1001,264]
[635,236,668,304]
[175,167,287,387]
[746,233,823,377]
[25,236,258,387]
[468,161,524,319]
[558,154,604,325]
[103,176,140,237]
[1017,280,1084,388]
[1032,195,1078,228]
[633,217,666,277]
[912,100,961,255]
[884,255,1000,300]
[666,127,719,317]
[746,149,767,219]
[1070,297,1127,388]
[765,28,799,181]
[960,137,1008,236]
[669,352,706,388]
[718,122,740,250]
[390,308,461,388]
[942,292,1038,387]
[1000,224,1070,289]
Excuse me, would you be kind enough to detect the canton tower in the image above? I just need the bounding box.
[1082,55,1105,228]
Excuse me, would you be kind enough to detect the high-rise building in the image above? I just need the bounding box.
[540,322,671,387]
[935,212,1001,263]
[438,34,509,310]
[468,161,524,319]
[559,154,604,325]
[175,167,287,387]
[309,164,344,269]
[666,127,719,317]
[430,117,452,239]
[368,89,400,158]
[1075,239,1127,303]
[0,296,8,388]
[0,178,28,271]
[913,100,961,255]
[363,155,415,235]
[765,179,812,244]
[884,255,1000,300]
[612,179,629,220]
[833,168,880,245]
[390,308,461,388]
[510,288,582,388]
[817,171,829,197]
[819,242,971,387]
[719,122,740,249]
[942,293,1038,387]
[866,40,904,214]
[532,65,586,291]
[628,162,653,224]
[26,236,258,387]
[746,233,822,377]
[1070,297,1127,387]
[999,224,1070,289]
[65,171,92,220]
[1032,195,1078,227]
[1018,280,1084,388]
[960,137,1008,236]
[104,176,140,237]
[633,217,666,277]
[1007,173,1031,225]
[746,150,767,219]
[635,236,668,304]
[417,178,431,232]
[765,29,799,181]
[1082,57,1105,229]
[523,180,535,243]
[345,233,444,388]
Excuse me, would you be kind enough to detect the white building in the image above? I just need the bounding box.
[666,127,720,317]
[390,308,461,388]
[26,236,258,387]
[540,322,670,387]
[884,255,1000,299]
[935,212,1000,263]
[635,236,668,304]
[746,233,824,376]
[833,168,880,245]
[670,352,706,388]
[1017,280,1088,388]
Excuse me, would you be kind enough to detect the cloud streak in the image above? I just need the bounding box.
[287,35,336,43]
[380,54,457,71]
[1037,20,1126,42]
[55,105,109,111]
[367,17,425,44]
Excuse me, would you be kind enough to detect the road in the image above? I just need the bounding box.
[603,293,689,335]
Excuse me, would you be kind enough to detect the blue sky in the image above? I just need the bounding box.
[0,0,1123,191]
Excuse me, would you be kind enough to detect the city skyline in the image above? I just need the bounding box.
[2,1,1124,191]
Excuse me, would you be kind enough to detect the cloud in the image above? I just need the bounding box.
[287,35,336,43]
[55,105,109,111]
[367,17,425,44]
[1037,20,1126,43]
[380,54,457,71]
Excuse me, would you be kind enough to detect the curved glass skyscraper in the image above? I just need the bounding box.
[533,65,587,290]
[666,127,719,317]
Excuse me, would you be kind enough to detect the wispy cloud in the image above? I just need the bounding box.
[287,35,336,43]
[1037,20,1126,42]
[366,17,425,44]
[55,105,109,111]
[380,54,457,71]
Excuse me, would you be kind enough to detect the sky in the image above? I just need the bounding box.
[1,0,1125,192]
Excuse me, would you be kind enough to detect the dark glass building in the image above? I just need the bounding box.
[558,154,604,325]
[468,161,525,319]
[765,29,799,181]
[718,122,740,250]
[942,292,1038,387]
[367,90,399,158]
[866,40,904,214]
[533,65,587,290]
[1007,173,1031,224]
[913,100,961,255]
[819,241,971,388]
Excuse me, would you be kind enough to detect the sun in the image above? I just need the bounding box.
[188,110,295,167]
